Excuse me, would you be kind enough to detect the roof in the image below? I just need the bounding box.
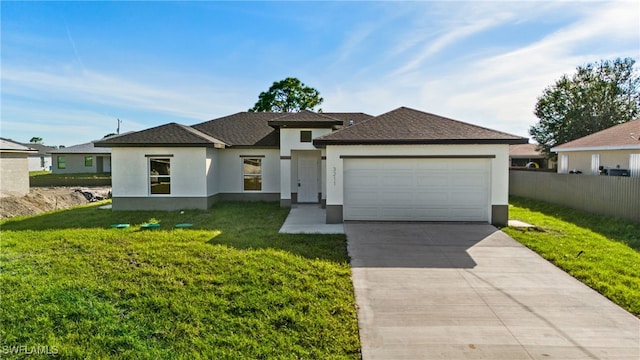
[94,123,226,148]
[267,110,344,128]
[509,143,543,158]
[17,142,57,156]
[49,141,112,154]
[192,112,279,147]
[314,107,528,146]
[551,118,640,152]
[0,138,37,153]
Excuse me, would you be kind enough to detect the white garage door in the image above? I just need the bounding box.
[344,158,490,222]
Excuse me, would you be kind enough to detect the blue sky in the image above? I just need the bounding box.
[1,1,638,147]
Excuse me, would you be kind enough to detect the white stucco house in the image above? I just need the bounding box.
[49,142,111,174]
[95,107,527,226]
[0,138,37,197]
[551,118,640,177]
[18,142,56,171]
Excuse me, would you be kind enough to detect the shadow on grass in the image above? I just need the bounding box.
[1,201,349,263]
[510,196,640,251]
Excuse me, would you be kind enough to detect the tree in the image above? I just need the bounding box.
[249,77,323,112]
[29,137,43,144]
[530,57,640,156]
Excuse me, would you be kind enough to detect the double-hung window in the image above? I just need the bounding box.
[243,158,262,191]
[57,156,66,169]
[149,158,171,194]
[85,156,93,167]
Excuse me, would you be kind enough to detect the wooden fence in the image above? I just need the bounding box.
[509,170,640,222]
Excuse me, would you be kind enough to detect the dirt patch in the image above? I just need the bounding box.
[0,187,111,219]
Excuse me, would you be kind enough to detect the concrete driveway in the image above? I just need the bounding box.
[345,223,640,360]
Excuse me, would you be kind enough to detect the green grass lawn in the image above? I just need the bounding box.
[29,171,111,179]
[504,196,640,316]
[0,202,360,359]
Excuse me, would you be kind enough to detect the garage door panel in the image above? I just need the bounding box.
[344,158,490,222]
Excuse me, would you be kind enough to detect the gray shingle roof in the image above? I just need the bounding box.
[192,112,279,147]
[94,123,225,148]
[17,142,57,155]
[49,142,111,154]
[551,118,640,151]
[0,138,36,152]
[314,107,528,146]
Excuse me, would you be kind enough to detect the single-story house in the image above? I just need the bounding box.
[551,118,640,177]
[49,142,111,174]
[95,107,528,226]
[18,142,56,171]
[0,138,37,197]
[509,143,551,169]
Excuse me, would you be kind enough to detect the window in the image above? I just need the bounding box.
[300,130,312,143]
[149,158,171,194]
[590,154,600,175]
[243,158,262,191]
[85,156,93,167]
[630,154,640,178]
[559,154,568,173]
[40,156,45,168]
[57,156,66,169]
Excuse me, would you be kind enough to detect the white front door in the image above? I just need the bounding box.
[297,155,318,203]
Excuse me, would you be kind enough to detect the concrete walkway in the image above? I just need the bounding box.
[345,223,640,360]
[278,204,344,234]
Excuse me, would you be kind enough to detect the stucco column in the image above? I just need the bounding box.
[280,157,291,207]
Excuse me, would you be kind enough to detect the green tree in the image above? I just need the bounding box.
[249,77,323,112]
[530,57,640,156]
[29,137,43,144]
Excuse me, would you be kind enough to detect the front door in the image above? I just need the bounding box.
[297,155,318,203]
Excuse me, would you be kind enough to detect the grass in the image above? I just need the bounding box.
[504,196,640,316]
[29,171,111,179]
[0,202,360,359]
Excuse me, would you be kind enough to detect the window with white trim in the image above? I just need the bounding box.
[591,154,600,175]
[559,154,568,173]
[57,156,66,169]
[630,154,640,178]
[243,158,262,191]
[149,158,171,194]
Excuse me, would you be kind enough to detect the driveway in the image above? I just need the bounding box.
[345,223,640,360]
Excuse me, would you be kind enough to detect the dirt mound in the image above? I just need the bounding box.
[0,187,111,219]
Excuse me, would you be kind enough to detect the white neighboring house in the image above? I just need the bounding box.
[95,107,528,226]
[49,142,111,174]
[18,142,56,171]
[0,138,37,197]
[551,118,640,177]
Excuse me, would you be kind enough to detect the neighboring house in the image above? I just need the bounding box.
[509,143,551,169]
[0,138,37,196]
[95,107,527,226]
[19,142,56,171]
[551,118,640,177]
[49,142,111,174]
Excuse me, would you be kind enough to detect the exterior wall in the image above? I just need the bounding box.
[111,147,208,198]
[51,154,110,174]
[216,148,280,194]
[325,144,510,225]
[0,152,30,196]
[557,149,639,174]
[206,147,219,196]
[27,155,52,171]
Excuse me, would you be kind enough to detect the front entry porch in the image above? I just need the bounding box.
[278,204,345,234]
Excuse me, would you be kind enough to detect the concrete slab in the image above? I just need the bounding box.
[346,223,640,360]
[278,204,345,234]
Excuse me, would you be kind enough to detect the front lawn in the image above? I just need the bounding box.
[29,171,111,179]
[504,196,640,316]
[0,202,360,358]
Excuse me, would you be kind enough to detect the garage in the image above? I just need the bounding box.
[343,157,491,222]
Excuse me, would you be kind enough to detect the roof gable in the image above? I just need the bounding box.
[192,112,279,147]
[314,107,528,146]
[552,118,640,151]
[94,123,225,148]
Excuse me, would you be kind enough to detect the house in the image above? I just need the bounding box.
[509,143,551,169]
[18,142,56,171]
[0,138,37,196]
[551,118,640,177]
[49,142,111,174]
[95,107,528,226]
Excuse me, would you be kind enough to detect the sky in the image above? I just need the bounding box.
[1,1,638,147]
